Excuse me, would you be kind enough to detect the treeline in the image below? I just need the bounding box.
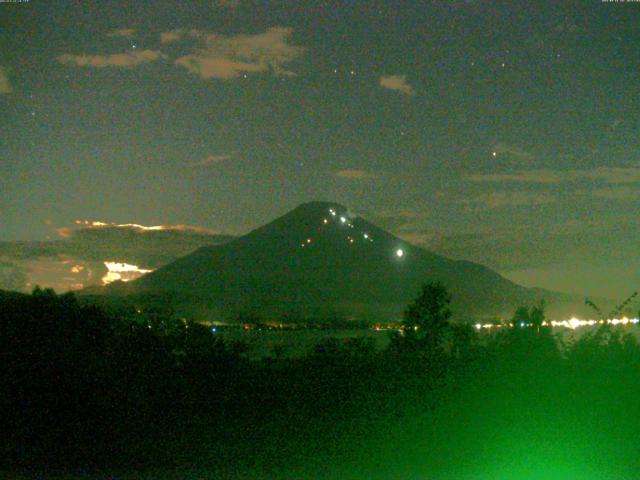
[2,285,640,478]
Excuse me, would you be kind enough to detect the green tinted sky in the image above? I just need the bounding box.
[1,0,639,296]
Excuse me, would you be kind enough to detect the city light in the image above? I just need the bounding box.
[473,317,640,331]
[396,248,404,257]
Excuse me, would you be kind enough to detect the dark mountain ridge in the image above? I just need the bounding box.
[104,201,583,321]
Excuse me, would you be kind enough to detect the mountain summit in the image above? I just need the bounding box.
[112,201,564,321]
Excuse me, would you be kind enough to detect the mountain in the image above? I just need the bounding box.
[105,201,580,322]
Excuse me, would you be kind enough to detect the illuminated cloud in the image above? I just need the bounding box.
[70,219,225,235]
[102,261,152,285]
[0,67,12,94]
[57,49,164,68]
[335,169,378,180]
[379,75,415,96]
[107,28,136,38]
[0,221,234,292]
[172,27,304,79]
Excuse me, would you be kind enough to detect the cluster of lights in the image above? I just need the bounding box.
[328,209,374,243]
[474,317,640,331]
[298,208,406,261]
[301,208,377,249]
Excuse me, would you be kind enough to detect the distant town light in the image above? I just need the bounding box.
[396,248,404,257]
[340,216,347,223]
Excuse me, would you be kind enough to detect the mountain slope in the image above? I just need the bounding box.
[111,201,576,321]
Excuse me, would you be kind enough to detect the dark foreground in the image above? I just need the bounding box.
[2,289,640,479]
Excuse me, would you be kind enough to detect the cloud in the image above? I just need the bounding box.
[367,208,427,232]
[467,166,640,185]
[580,167,640,184]
[467,169,562,184]
[0,261,28,291]
[107,28,136,38]
[213,0,240,7]
[0,222,235,292]
[0,67,12,94]
[335,169,378,180]
[194,154,231,167]
[160,30,184,44]
[591,186,640,200]
[491,143,534,160]
[56,50,164,68]
[69,220,226,236]
[379,75,415,96]
[462,191,556,209]
[171,27,304,79]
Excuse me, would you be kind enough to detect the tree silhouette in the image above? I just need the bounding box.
[401,281,452,353]
[511,306,530,327]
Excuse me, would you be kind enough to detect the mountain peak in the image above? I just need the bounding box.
[289,201,349,217]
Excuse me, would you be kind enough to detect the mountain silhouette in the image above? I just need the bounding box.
[107,201,575,321]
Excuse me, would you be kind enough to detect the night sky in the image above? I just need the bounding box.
[1,0,639,297]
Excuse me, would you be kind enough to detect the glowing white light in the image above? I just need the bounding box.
[102,261,153,285]
[363,233,368,239]
[568,317,581,329]
[306,238,312,243]
[340,216,347,223]
[323,218,328,224]
[396,248,404,257]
